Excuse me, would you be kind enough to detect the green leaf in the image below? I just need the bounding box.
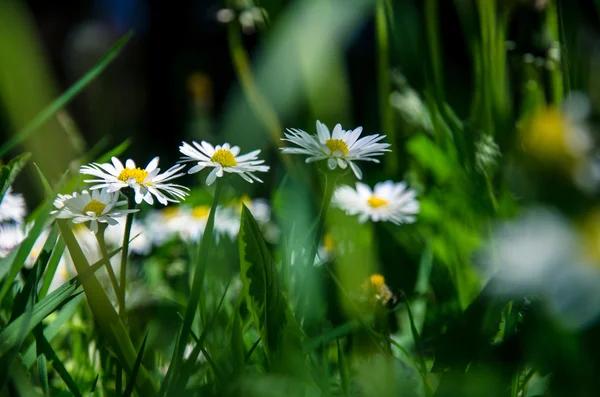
[238,205,307,377]
[231,309,245,376]
[0,153,31,200]
[22,294,83,368]
[6,355,44,397]
[57,220,158,396]
[123,332,149,397]
[34,328,83,397]
[0,32,133,158]
[0,278,79,357]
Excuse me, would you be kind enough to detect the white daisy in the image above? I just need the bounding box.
[333,181,419,225]
[179,141,270,186]
[0,187,27,223]
[52,189,138,233]
[281,120,391,179]
[0,223,25,257]
[80,157,189,205]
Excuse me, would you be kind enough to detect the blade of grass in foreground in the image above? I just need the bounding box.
[0,31,132,158]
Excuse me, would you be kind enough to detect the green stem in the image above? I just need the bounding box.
[119,192,136,318]
[484,172,499,213]
[95,229,123,314]
[163,181,223,395]
[308,173,337,266]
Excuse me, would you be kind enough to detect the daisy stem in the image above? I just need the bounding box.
[165,180,222,394]
[309,173,337,265]
[95,229,123,314]
[119,192,136,318]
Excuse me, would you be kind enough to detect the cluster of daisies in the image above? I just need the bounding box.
[282,120,420,225]
[1,120,418,269]
[52,121,418,237]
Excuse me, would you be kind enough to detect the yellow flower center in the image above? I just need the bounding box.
[162,207,180,220]
[118,168,148,184]
[323,233,335,254]
[192,205,210,219]
[521,107,577,165]
[211,149,237,167]
[325,139,349,156]
[367,196,388,208]
[82,200,106,216]
[370,274,385,289]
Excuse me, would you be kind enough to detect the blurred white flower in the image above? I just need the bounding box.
[81,157,189,205]
[179,205,211,242]
[145,206,188,245]
[179,141,269,186]
[484,208,600,330]
[333,181,419,225]
[281,120,391,180]
[0,187,27,224]
[52,189,137,233]
[0,223,25,258]
[104,219,151,255]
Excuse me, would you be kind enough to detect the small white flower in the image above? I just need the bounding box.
[80,157,189,205]
[281,120,391,179]
[333,181,419,225]
[179,141,270,186]
[0,187,27,223]
[0,223,25,257]
[52,189,138,233]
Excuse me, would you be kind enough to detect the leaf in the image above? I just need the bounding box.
[57,220,158,396]
[0,153,31,200]
[406,134,454,183]
[22,294,83,368]
[123,332,149,397]
[34,328,83,397]
[0,278,79,357]
[6,355,44,397]
[238,205,307,377]
[231,309,245,376]
[0,32,133,158]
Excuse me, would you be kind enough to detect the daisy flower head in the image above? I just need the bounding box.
[333,180,419,225]
[80,157,189,205]
[179,141,270,186]
[52,189,138,233]
[281,120,391,179]
[0,187,27,223]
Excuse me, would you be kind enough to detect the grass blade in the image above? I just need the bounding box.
[0,31,133,158]
[123,332,149,397]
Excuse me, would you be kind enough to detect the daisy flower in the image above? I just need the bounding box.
[281,120,391,179]
[52,189,138,233]
[80,157,189,205]
[0,187,27,223]
[333,181,419,225]
[179,141,270,186]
